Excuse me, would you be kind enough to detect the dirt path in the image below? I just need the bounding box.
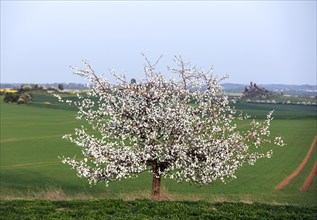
[1,161,60,168]
[300,161,317,191]
[275,135,317,190]
[0,134,63,143]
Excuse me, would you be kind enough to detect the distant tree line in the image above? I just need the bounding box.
[0,83,88,90]
[1,83,69,104]
[3,91,32,104]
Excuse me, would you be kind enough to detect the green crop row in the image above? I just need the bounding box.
[1,200,317,220]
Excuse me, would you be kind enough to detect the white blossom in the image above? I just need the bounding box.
[59,56,285,190]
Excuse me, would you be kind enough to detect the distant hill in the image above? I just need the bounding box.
[242,82,272,98]
[221,83,316,96]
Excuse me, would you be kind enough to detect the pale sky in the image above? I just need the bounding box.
[1,1,316,85]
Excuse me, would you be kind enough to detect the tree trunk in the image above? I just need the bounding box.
[151,161,161,199]
[152,172,161,199]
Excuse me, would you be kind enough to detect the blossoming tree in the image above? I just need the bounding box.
[58,56,285,198]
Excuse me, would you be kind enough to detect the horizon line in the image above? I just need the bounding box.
[1,82,316,86]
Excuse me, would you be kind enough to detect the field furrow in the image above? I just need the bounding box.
[300,161,317,191]
[275,135,317,190]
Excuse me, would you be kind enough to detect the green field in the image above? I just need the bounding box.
[0,94,316,206]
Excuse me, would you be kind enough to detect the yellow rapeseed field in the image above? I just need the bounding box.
[0,88,18,93]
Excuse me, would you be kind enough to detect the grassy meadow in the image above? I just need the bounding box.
[0,94,316,206]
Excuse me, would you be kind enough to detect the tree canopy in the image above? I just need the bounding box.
[57,56,285,198]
